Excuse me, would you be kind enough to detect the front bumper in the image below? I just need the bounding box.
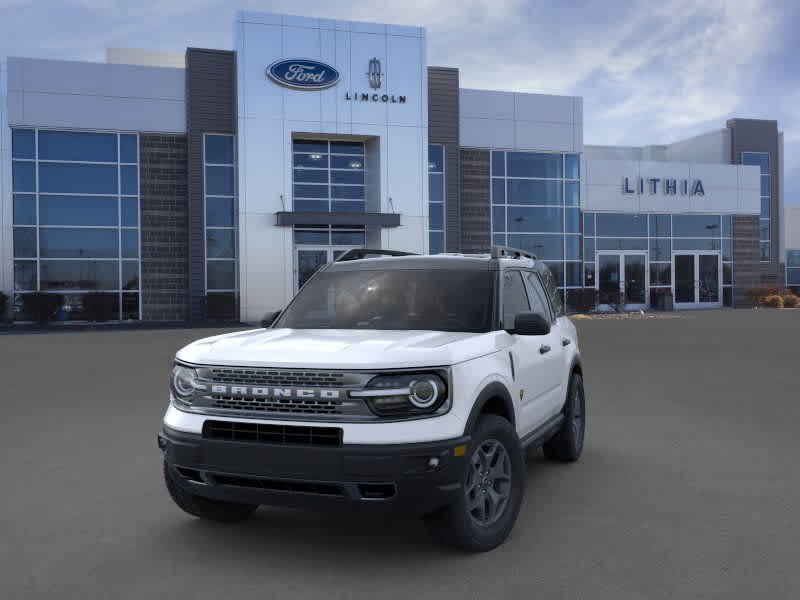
[159,425,470,517]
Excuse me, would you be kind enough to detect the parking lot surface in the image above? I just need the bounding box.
[2,309,799,599]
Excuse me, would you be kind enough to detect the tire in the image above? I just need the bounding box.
[543,372,585,462]
[163,462,257,522]
[423,415,524,552]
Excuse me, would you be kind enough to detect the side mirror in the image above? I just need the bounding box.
[260,310,281,328]
[508,312,550,336]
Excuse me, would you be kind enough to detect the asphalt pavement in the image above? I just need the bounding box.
[1,309,798,599]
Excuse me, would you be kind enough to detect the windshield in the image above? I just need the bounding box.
[275,268,495,332]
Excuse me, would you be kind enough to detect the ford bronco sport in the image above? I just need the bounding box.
[159,247,586,552]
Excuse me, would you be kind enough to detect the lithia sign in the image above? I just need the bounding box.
[623,177,705,196]
[267,57,407,103]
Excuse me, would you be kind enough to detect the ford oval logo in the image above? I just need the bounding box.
[267,59,340,90]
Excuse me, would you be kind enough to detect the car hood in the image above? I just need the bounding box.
[176,328,508,369]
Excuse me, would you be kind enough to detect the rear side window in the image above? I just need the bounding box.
[523,271,553,322]
[501,271,530,329]
[536,263,564,317]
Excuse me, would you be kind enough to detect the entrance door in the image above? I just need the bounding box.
[672,252,721,309]
[294,246,360,292]
[596,252,648,310]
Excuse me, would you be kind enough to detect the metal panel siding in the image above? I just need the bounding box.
[459,148,491,253]
[186,48,237,321]
[427,67,461,252]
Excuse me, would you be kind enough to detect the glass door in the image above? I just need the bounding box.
[596,252,648,311]
[672,252,721,309]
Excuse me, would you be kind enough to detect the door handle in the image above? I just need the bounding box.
[561,338,571,347]
[539,345,551,354]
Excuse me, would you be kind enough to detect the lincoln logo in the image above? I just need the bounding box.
[367,57,382,89]
[266,59,341,90]
[211,384,341,400]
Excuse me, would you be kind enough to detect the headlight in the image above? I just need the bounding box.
[171,363,199,404]
[350,372,449,418]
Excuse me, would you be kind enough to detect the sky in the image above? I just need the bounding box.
[1,0,798,205]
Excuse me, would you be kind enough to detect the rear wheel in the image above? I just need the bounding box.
[163,462,257,522]
[423,415,524,552]
[543,372,585,462]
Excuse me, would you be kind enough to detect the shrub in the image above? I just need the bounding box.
[83,292,118,322]
[762,295,784,309]
[21,293,65,324]
[782,294,799,308]
[0,292,7,322]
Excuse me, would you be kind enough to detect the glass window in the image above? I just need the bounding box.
[206,197,235,227]
[507,206,563,233]
[761,197,770,219]
[122,293,140,320]
[673,238,721,251]
[293,140,328,154]
[121,165,138,195]
[595,213,647,237]
[565,262,582,287]
[295,200,328,212]
[206,229,236,258]
[491,151,505,177]
[596,238,647,251]
[206,166,235,196]
[722,238,732,262]
[40,260,119,290]
[330,141,364,155]
[650,264,671,286]
[759,220,770,241]
[565,235,581,260]
[332,201,365,213]
[741,152,769,174]
[507,234,564,260]
[39,228,118,258]
[507,179,562,205]
[205,135,235,164]
[294,184,329,199]
[492,207,505,233]
[207,260,236,290]
[429,232,444,255]
[12,161,36,192]
[294,229,329,245]
[120,135,138,163]
[502,271,530,328]
[565,154,580,180]
[428,145,444,172]
[121,229,139,258]
[293,168,328,184]
[13,194,36,225]
[14,261,37,291]
[331,185,364,200]
[507,152,562,178]
[38,196,118,226]
[721,215,732,237]
[39,163,118,194]
[544,261,564,287]
[584,261,595,287]
[331,230,366,245]
[492,179,505,205]
[294,153,329,168]
[583,213,594,237]
[13,228,37,258]
[787,251,800,268]
[565,181,580,206]
[760,175,770,197]
[583,238,594,262]
[429,173,444,203]
[673,214,721,237]
[649,214,671,237]
[38,131,117,162]
[331,156,363,170]
[12,129,36,159]
[565,208,580,233]
[649,238,671,261]
[122,261,139,290]
[723,263,732,285]
[121,198,139,227]
[429,203,444,231]
[760,242,770,262]
[331,170,364,185]
[523,271,552,320]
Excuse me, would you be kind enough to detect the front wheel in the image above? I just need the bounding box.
[423,415,524,552]
[543,372,585,462]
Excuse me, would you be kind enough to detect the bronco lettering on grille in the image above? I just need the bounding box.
[210,384,341,400]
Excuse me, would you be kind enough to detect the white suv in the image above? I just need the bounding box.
[159,247,586,552]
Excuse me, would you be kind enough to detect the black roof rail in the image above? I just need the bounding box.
[490,245,537,261]
[335,248,417,262]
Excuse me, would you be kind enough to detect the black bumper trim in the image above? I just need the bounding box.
[160,425,470,516]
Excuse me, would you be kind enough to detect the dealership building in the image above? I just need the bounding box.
[0,11,795,323]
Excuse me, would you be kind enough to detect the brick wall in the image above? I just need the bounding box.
[732,215,760,307]
[460,149,491,253]
[139,134,189,321]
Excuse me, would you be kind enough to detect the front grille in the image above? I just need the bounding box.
[205,367,349,387]
[210,395,343,415]
[212,474,344,497]
[203,420,343,447]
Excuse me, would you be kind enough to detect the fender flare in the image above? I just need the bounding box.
[463,381,516,435]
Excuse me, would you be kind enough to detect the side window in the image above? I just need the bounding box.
[502,271,530,328]
[523,271,553,322]
[537,264,565,317]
